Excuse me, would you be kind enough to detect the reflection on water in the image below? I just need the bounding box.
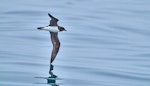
[48,64,59,86]
[49,64,57,78]
[35,64,60,86]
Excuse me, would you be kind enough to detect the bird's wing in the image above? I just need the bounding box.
[48,13,59,26]
[48,13,60,63]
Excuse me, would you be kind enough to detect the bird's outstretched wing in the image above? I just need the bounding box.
[48,13,59,26]
[48,13,60,63]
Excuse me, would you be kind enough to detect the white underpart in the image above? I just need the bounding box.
[42,26,59,32]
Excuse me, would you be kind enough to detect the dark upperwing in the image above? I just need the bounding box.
[48,13,60,63]
[48,13,59,26]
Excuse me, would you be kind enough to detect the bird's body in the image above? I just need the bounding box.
[37,13,66,64]
[38,26,66,32]
[38,26,59,32]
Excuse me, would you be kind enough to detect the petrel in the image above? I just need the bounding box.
[37,13,66,63]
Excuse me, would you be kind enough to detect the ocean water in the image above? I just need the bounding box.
[0,0,150,86]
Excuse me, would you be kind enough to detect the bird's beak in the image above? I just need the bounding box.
[63,28,67,31]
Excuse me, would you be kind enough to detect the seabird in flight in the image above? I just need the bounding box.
[37,13,66,63]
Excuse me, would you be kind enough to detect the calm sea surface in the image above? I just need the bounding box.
[0,0,150,86]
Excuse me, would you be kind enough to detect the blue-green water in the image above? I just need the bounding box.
[0,0,150,86]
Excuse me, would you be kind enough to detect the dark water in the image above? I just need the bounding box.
[1,0,150,86]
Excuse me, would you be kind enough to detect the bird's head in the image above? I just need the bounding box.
[58,26,66,32]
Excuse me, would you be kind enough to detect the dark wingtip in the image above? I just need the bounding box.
[50,58,54,63]
[48,13,52,18]
[48,13,59,21]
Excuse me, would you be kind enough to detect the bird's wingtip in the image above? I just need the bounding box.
[48,13,59,21]
[48,13,52,17]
